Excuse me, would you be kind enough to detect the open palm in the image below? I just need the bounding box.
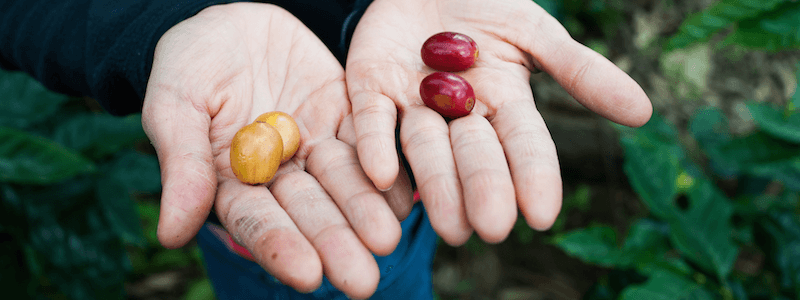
[141,3,408,298]
[346,0,653,245]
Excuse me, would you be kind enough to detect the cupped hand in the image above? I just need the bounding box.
[141,3,409,298]
[346,0,653,245]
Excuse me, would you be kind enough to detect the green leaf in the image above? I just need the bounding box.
[127,250,149,275]
[554,218,694,277]
[761,211,800,294]
[190,244,205,265]
[567,184,592,212]
[664,0,790,51]
[52,113,147,159]
[183,279,216,300]
[137,201,161,246]
[136,200,161,225]
[690,108,732,149]
[585,0,626,39]
[552,225,623,267]
[96,151,161,246]
[667,179,739,280]
[726,279,749,300]
[621,219,668,248]
[622,219,693,277]
[513,216,536,244]
[748,103,800,144]
[550,185,593,232]
[716,133,799,169]
[0,126,95,184]
[747,157,800,191]
[689,107,737,177]
[617,114,683,218]
[99,150,161,195]
[8,175,97,220]
[0,69,71,129]
[3,178,97,291]
[27,206,128,300]
[463,234,488,256]
[19,177,96,268]
[707,132,800,190]
[152,249,193,269]
[618,114,739,279]
[722,2,800,52]
[620,269,715,300]
[532,0,562,20]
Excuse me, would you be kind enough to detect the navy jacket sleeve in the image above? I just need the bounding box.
[0,0,372,116]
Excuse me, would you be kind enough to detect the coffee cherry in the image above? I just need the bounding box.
[254,111,300,163]
[420,72,475,119]
[230,122,283,185]
[421,32,478,72]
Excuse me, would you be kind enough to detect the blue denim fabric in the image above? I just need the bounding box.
[196,203,438,300]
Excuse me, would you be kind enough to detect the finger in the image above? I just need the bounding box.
[400,106,473,246]
[382,161,415,221]
[492,100,562,230]
[338,113,414,220]
[142,93,216,249]
[349,90,400,191]
[449,114,516,243]
[271,171,380,299]
[497,1,652,127]
[306,139,402,256]
[215,177,323,293]
[336,113,358,146]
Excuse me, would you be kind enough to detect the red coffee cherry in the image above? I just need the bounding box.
[421,32,479,72]
[420,72,475,119]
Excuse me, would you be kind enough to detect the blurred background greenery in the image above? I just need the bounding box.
[1,0,799,299]
[0,68,213,299]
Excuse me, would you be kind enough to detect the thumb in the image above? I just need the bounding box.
[496,2,652,127]
[142,92,217,249]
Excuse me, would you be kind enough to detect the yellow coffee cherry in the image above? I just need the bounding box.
[230,121,283,185]
[255,111,300,163]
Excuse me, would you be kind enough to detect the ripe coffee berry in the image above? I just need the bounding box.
[420,72,475,119]
[421,32,478,72]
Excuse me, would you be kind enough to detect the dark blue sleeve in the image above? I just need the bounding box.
[0,0,373,116]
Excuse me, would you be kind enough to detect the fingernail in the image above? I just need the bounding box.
[378,183,394,192]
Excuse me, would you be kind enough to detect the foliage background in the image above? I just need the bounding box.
[0,70,211,299]
[1,0,799,299]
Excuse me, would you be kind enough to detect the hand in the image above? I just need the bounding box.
[141,3,409,298]
[346,0,653,245]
